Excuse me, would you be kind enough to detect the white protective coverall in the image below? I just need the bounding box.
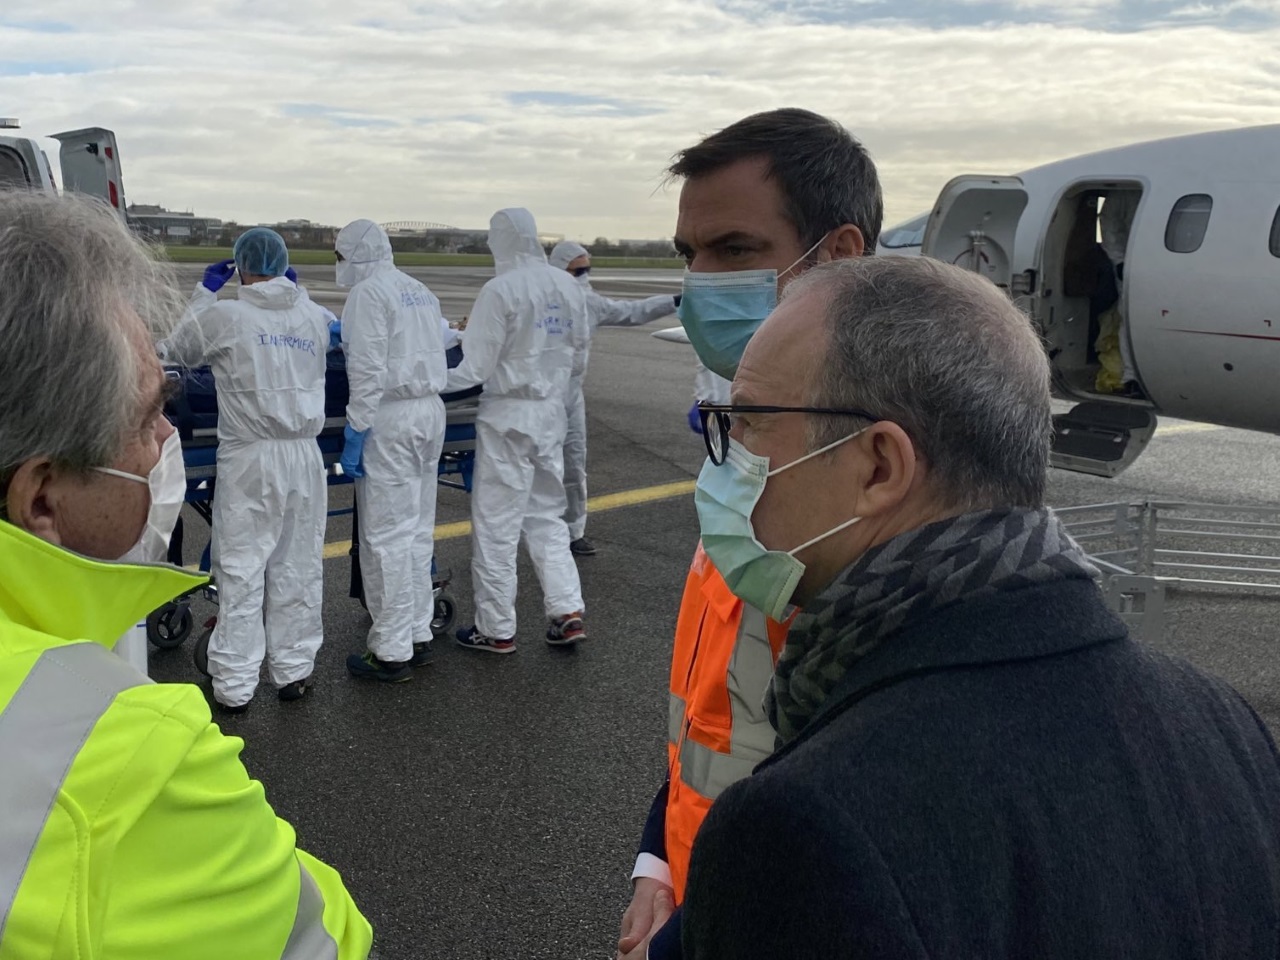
[694,360,732,405]
[547,241,678,539]
[163,278,329,707]
[337,220,450,664]
[446,210,589,638]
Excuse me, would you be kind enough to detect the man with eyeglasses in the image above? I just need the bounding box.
[616,108,883,960]
[677,254,1280,960]
[547,241,679,557]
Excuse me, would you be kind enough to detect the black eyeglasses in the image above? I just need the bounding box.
[696,401,880,466]
[571,266,591,277]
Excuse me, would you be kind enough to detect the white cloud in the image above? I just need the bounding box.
[1,1,1278,240]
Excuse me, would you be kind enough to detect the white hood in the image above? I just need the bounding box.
[335,219,395,287]
[549,240,589,271]
[488,208,546,275]
[238,275,304,309]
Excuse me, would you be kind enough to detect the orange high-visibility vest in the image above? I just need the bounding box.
[665,544,792,901]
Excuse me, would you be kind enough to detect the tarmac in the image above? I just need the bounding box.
[152,263,1280,959]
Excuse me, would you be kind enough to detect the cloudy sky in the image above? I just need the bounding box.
[2,1,1278,241]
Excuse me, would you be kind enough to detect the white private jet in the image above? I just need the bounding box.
[877,124,1280,478]
[0,119,128,217]
[660,125,1280,478]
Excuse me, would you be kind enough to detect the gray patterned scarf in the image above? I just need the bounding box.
[766,507,1099,744]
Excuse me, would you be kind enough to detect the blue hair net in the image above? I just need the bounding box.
[233,227,290,277]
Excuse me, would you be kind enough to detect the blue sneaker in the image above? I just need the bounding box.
[455,625,516,655]
[346,651,413,682]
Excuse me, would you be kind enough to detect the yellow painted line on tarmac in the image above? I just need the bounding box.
[320,478,696,560]
[1157,422,1221,436]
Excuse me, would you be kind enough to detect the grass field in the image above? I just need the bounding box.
[160,246,683,270]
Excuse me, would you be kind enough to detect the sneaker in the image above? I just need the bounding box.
[454,625,516,655]
[277,679,308,702]
[346,651,413,682]
[212,697,250,715]
[410,641,433,667]
[569,537,597,557]
[546,612,587,646]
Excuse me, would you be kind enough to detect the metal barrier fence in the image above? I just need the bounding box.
[1055,501,1280,642]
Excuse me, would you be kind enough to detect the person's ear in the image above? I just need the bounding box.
[825,224,866,261]
[5,458,63,545]
[848,422,917,518]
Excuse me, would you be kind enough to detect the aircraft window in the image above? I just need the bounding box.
[880,213,928,249]
[1270,206,1280,258]
[1164,194,1212,253]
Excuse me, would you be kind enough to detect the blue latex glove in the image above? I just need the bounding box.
[340,425,368,478]
[285,266,297,283]
[688,403,704,435]
[202,259,236,293]
[328,318,342,351]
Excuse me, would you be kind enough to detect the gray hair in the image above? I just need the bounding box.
[790,256,1052,510]
[0,190,186,513]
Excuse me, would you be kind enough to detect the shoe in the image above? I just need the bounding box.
[455,625,516,655]
[212,697,250,715]
[570,537,597,557]
[410,641,433,667]
[546,612,587,646]
[277,679,308,702]
[346,651,413,682]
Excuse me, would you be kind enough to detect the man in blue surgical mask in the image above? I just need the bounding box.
[617,108,883,960]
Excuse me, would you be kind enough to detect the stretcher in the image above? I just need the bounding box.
[145,346,479,663]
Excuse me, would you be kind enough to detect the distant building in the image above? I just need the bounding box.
[127,204,221,242]
[260,219,337,247]
[382,221,562,253]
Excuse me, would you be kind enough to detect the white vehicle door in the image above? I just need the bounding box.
[922,176,1028,291]
[0,134,54,192]
[53,127,126,217]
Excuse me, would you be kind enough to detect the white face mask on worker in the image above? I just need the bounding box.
[94,431,186,564]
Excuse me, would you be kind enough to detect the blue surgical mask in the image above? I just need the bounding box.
[694,431,865,620]
[676,236,827,381]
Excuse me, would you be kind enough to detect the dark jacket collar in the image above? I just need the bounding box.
[768,578,1128,763]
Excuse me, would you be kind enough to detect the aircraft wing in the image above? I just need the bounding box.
[651,326,690,344]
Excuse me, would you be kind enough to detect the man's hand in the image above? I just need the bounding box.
[618,877,675,958]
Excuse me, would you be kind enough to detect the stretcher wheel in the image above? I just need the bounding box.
[431,596,455,635]
[147,604,193,650]
[193,619,214,678]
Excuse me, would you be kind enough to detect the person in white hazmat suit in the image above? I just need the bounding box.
[447,209,590,653]
[160,228,328,712]
[335,219,451,683]
[546,241,679,557]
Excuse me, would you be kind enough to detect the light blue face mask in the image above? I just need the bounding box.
[676,236,827,381]
[694,431,866,620]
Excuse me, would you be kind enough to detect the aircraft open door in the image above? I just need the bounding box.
[922,176,1027,292]
[52,127,126,217]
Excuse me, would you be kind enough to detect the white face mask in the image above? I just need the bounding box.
[94,430,185,564]
[335,258,357,289]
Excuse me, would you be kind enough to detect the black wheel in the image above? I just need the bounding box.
[147,604,193,650]
[431,596,455,634]
[193,621,214,677]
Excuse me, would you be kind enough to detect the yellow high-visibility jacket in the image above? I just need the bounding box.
[0,519,372,959]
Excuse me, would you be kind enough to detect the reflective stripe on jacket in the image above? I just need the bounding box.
[665,544,792,901]
[0,519,372,959]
